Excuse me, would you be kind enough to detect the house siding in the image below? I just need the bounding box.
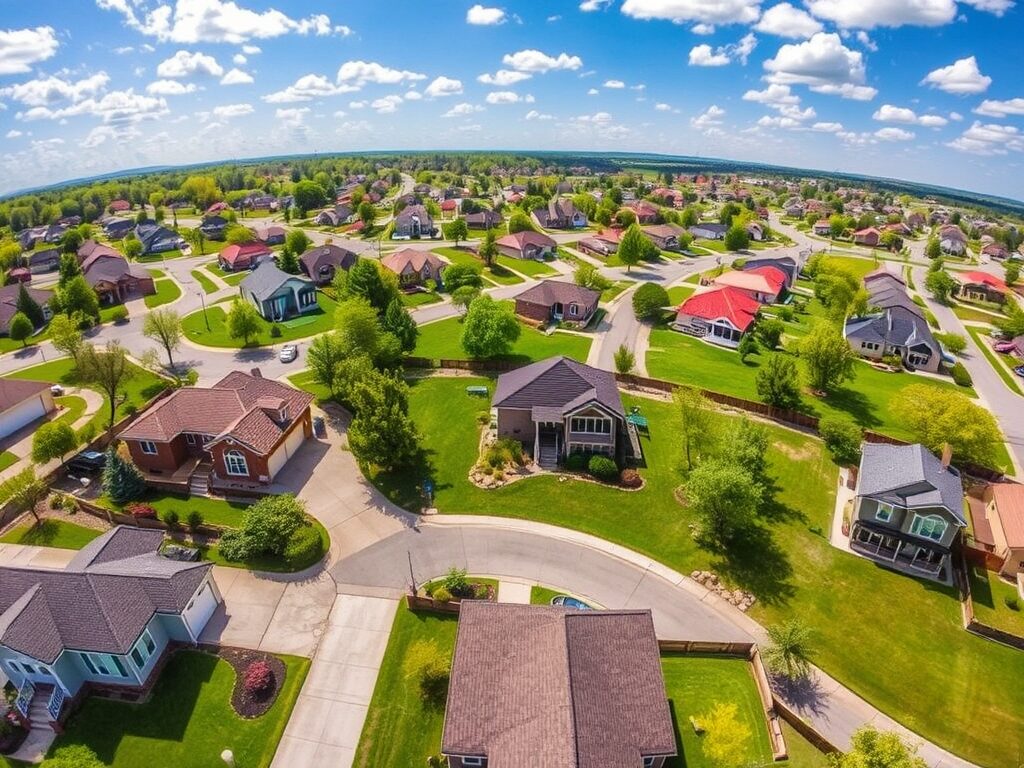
[128,437,188,474]
[855,497,960,550]
[496,407,534,443]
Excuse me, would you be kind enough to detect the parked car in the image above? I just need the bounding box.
[66,450,106,475]
[50,384,64,396]
[994,341,1019,354]
[279,344,298,363]
[1015,365,1024,379]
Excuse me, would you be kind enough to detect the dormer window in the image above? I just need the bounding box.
[278,405,289,422]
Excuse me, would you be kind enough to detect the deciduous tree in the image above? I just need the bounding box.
[226,299,263,347]
[756,353,802,410]
[443,218,468,246]
[461,295,521,358]
[613,344,635,374]
[285,229,310,255]
[724,224,750,251]
[32,422,78,464]
[142,307,183,369]
[78,341,134,429]
[347,370,418,470]
[574,262,611,292]
[383,298,418,352]
[799,323,856,394]
[631,282,669,320]
[700,703,752,768]
[893,384,1002,468]
[478,228,498,267]
[925,269,956,303]
[8,312,33,347]
[832,727,927,768]
[673,385,717,471]
[57,275,100,320]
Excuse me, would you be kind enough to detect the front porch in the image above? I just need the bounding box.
[850,521,953,585]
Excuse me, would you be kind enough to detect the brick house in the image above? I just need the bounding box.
[515,280,600,328]
[495,231,556,260]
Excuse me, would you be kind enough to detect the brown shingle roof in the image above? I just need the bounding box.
[494,356,625,420]
[442,603,675,766]
[0,378,50,412]
[516,280,600,310]
[382,248,444,274]
[993,483,1024,549]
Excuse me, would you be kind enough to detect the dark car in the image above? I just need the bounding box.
[66,450,106,475]
[1015,365,1024,379]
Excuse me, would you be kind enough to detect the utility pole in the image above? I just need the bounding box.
[199,290,210,331]
[407,550,416,596]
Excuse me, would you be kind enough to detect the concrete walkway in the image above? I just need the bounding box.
[496,579,531,604]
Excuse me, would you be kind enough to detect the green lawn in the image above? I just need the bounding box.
[434,247,523,286]
[52,650,308,768]
[952,302,1004,324]
[413,315,592,363]
[144,278,182,308]
[819,254,880,279]
[0,450,18,472]
[529,584,563,605]
[401,290,442,308]
[661,654,772,768]
[204,262,249,286]
[781,722,832,768]
[7,358,167,436]
[197,516,329,573]
[965,325,1024,396]
[190,269,219,294]
[181,294,338,348]
[667,284,696,306]
[97,492,252,529]
[138,248,184,263]
[54,395,88,427]
[366,376,1024,767]
[0,519,102,548]
[354,606,457,768]
[287,370,331,403]
[495,254,557,277]
[969,567,1024,636]
[601,279,635,302]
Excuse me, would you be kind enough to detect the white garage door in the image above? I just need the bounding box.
[0,397,47,441]
[182,581,219,639]
[267,422,308,480]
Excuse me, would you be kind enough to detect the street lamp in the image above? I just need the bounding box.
[198,290,210,331]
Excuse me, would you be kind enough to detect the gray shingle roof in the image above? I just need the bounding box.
[857,442,965,523]
[0,527,211,663]
[515,280,600,310]
[443,602,675,766]
[493,356,624,418]
[240,260,314,301]
[299,244,357,278]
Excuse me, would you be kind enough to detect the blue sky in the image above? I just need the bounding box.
[1,0,1023,199]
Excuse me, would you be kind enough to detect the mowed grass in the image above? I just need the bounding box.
[433,246,522,286]
[181,294,338,347]
[401,290,442,308]
[0,519,102,548]
[413,315,592,363]
[969,568,1024,636]
[362,375,1024,767]
[661,654,772,768]
[0,451,18,472]
[53,650,309,768]
[965,325,1024,396]
[354,606,457,768]
[54,395,88,426]
[191,269,219,294]
[97,492,252,529]
[144,278,182,308]
[495,253,557,277]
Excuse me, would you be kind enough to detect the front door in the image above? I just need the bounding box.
[273,295,288,321]
[552,302,564,320]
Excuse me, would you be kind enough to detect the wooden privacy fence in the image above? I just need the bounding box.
[956,561,1024,652]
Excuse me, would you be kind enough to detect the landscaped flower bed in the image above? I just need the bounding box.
[220,648,288,719]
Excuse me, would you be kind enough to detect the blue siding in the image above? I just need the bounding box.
[157,612,193,643]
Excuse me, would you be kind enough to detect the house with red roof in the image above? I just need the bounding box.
[218,242,273,272]
[672,287,761,348]
[440,198,459,218]
[853,227,881,247]
[711,266,786,304]
[108,199,131,213]
[119,368,313,489]
[496,231,556,260]
[953,271,1009,304]
[628,200,661,224]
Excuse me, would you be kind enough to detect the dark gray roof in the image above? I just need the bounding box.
[846,270,936,353]
[299,244,357,277]
[516,280,600,310]
[443,602,675,766]
[395,204,432,224]
[0,527,210,663]
[741,256,797,284]
[493,356,624,419]
[689,222,728,236]
[240,260,314,301]
[857,442,965,523]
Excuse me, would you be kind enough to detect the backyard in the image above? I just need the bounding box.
[181,293,338,347]
[413,314,592,363]
[969,567,1024,636]
[356,375,1024,768]
[50,650,308,768]
[0,519,102,549]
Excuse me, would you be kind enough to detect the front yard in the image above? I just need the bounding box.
[0,519,102,549]
[413,315,592,363]
[181,293,338,347]
[433,247,523,286]
[144,277,182,308]
[51,650,308,768]
[360,375,1024,768]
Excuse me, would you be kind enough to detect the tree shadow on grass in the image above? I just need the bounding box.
[817,386,881,431]
[12,520,60,546]
[711,523,796,607]
[370,443,442,513]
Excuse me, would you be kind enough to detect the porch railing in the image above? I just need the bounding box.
[14,680,34,718]
[46,686,66,722]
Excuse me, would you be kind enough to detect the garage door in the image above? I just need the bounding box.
[182,581,219,639]
[0,397,47,440]
[267,422,308,480]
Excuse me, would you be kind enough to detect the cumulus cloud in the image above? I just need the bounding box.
[743,83,799,106]
[336,60,426,86]
[655,102,673,111]
[5,129,24,138]
[145,79,197,94]
[691,23,715,34]
[689,33,757,66]
[587,88,599,95]
[424,76,463,98]
[974,97,1024,117]
[16,88,169,124]
[621,0,759,24]
[404,90,422,100]
[502,49,582,73]
[477,69,531,86]
[525,109,553,119]
[960,0,1015,14]
[804,0,956,28]
[755,3,823,38]
[811,121,843,132]
[604,79,626,88]
[232,53,247,65]
[0,73,110,106]
[691,104,725,131]
[575,111,613,122]
[466,4,506,24]
[156,50,223,78]
[875,126,915,141]
[371,95,403,113]
[946,120,1023,155]
[263,74,357,103]
[763,33,877,100]
[443,102,484,117]
[275,106,309,125]
[486,90,530,104]
[242,44,261,54]
[0,26,59,75]
[872,104,947,126]
[220,68,253,85]
[921,56,992,94]
[212,102,253,118]
[579,0,613,10]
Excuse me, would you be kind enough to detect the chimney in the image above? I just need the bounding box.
[250,367,262,379]
[940,443,953,468]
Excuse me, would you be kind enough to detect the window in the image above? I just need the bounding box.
[89,654,110,676]
[875,503,894,523]
[569,303,579,317]
[570,417,611,434]
[224,450,249,477]
[6,661,19,675]
[185,433,197,445]
[910,514,948,542]
[131,630,157,668]
[139,440,157,455]
[462,759,484,767]
[643,759,656,768]
[110,656,128,677]
[79,654,97,675]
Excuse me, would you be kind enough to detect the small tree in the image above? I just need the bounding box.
[8,312,33,347]
[78,341,135,429]
[833,727,927,768]
[574,262,612,292]
[31,422,78,464]
[227,298,263,346]
[737,333,759,362]
[934,331,967,355]
[49,313,84,361]
[16,283,45,327]
[756,353,802,409]
[358,200,376,227]
[1005,262,1020,286]
[58,253,83,286]
[819,415,863,465]
[674,385,717,471]
[763,619,814,681]
[688,459,762,547]
[382,298,418,353]
[799,323,856,394]
[478,228,498,267]
[925,236,941,259]
[700,703,752,768]
[461,296,521,359]
[724,224,750,251]
[441,263,484,292]
[142,307,182,370]
[617,223,646,272]
[285,229,311,255]
[925,269,956,303]
[632,282,670,321]
[58,275,100,321]
[102,444,146,504]
[507,210,534,234]
[347,370,419,470]
[276,245,300,274]
[756,317,785,350]
[451,285,480,315]
[306,332,347,399]
[3,466,48,523]
[894,384,1002,468]
[443,218,469,246]
[613,344,635,374]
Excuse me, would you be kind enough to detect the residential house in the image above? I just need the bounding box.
[440,199,459,218]
[496,231,556,261]
[299,244,357,286]
[243,193,278,211]
[219,242,273,273]
[102,218,134,240]
[107,199,131,213]
[239,262,318,322]
[382,248,445,287]
[0,285,52,336]
[981,241,1010,261]
[850,442,966,584]
[0,379,56,440]
[672,286,761,348]
[314,205,354,227]
[135,222,183,255]
[463,210,502,230]
[953,271,1008,305]
[493,356,627,466]
[905,211,926,230]
[255,225,286,245]
[7,268,31,285]
[853,227,881,247]
[885,222,912,238]
[26,248,60,274]
[642,224,685,251]
[975,483,1024,578]
[939,225,967,256]
[812,220,833,237]
[17,227,48,251]
[78,241,156,304]
[392,204,435,239]
[784,202,805,218]
[629,200,661,224]
[206,201,228,215]
[688,222,728,240]
[711,266,786,304]
[199,216,229,241]
[651,187,680,207]
[120,368,313,486]
[577,233,617,257]
[515,280,600,329]
[555,180,574,194]
[740,255,801,289]
[442,602,676,768]
[0,527,220,723]
[534,198,587,230]
[746,221,766,242]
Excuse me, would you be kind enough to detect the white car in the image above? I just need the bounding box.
[279,344,299,363]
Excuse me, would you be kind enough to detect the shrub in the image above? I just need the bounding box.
[620,468,642,488]
[160,509,180,530]
[494,469,505,481]
[882,354,903,369]
[283,524,324,566]
[243,660,274,694]
[1005,596,1020,611]
[126,502,157,519]
[819,416,863,466]
[950,362,972,387]
[564,452,588,471]
[218,529,253,561]
[443,566,470,596]
[110,306,129,323]
[632,282,671,321]
[39,745,105,768]
[402,639,450,709]
[432,586,452,603]
[186,510,203,532]
[778,305,795,322]
[588,454,618,482]
[49,492,67,510]
[269,324,282,338]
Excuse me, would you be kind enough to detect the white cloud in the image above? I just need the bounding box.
[336,60,426,86]
[811,121,843,131]
[875,126,914,141]
[114,46,135,54]
[349,100,366,109]
[80,123,141,149]
[220,67,253,85]
[921,56,992,94]
[575,111,613,122]
[443,102,484,117]
[477,69,532,86]
[213,102,253,118]
[547,14,562,21]
[689,44,730,67]
[275,106,309,126]
[587,88,599,95]
[5,129,23,138]
[333,110,346,118]
[691,104,725,130]
[855,30,878,51]
[17,88,169,124]
[0,73,110,106]
[457,123,482,131]
[241,44,261,54]
[263,73,356,103]
[621,0,760,24]
[950,111,963,120]
[371,95,403,113]
[755,3,823,38]
[655,102,673,111]
[502,49,582,73]
[804,0,956,28]
[947,120,1024,155]
[156,49,223,78]
[424,76,463,98]
[146,79,197,94]
[763,33,877,100]
[959,0,1015,14]
[486,90,528,104]
[404,90,422,100]
[872,104,946,126]
[0,26,59,75]
[233,53,247,65]
[604,79,626,88]
[466,4,506,24]
[631,83,646,90]
[525,109,553,120]
[742,83,799,106]
[97,0,351,44]
[974,97,1024,117]
[691,23,715,34]
[579,0,613,10]
[758,115,801,129]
